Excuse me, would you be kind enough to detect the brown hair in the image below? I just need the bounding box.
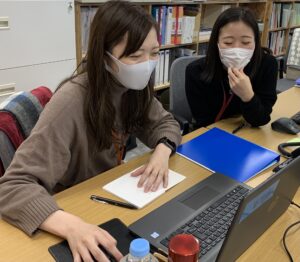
[59,0,158,151]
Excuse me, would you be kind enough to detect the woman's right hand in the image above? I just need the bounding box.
[40,210,123,262]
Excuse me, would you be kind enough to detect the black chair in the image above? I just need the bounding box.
[169,55,204,135]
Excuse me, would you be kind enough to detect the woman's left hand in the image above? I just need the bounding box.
[131,143,172,192]
[228,68,254,102]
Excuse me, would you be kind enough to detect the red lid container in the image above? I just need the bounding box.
[168,234,200,262]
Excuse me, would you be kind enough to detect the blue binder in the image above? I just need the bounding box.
[177,127,280,182]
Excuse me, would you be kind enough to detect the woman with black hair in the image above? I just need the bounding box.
[0,1,181,261]
[186,7,278,128]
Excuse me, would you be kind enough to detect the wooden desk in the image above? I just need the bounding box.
[208,87,300,153]
[206,86,300,261]
[0,127,300,261]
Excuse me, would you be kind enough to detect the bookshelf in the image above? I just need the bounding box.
[74,0,300,91]
[266,0,300,56]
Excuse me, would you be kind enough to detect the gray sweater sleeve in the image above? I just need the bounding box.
[0,87,78,236]
[135,97,182,148]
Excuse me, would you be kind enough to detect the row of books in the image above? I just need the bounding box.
[269,3,300,29]
[154,48,196,87]
[269,3,292,29]
[290,4,300,26]
[268,31,286,56]
[151,6,198,46]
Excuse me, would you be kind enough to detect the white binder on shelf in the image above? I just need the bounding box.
[163,49,170,84]
[159,50,165,85]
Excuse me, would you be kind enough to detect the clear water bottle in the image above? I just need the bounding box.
[120,238,158,262]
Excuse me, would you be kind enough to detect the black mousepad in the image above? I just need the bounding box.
[48,218,135,262]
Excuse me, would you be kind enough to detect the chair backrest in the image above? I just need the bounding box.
[0,86,52,177]
[169,55,204,123]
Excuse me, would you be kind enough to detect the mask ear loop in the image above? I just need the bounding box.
[278,142,300,158]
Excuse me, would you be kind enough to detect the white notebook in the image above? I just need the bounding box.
[103,168,185,209]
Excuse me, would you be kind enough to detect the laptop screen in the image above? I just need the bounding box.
[217,156,300,262]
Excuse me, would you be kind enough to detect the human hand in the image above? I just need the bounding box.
[228,68,254,102]
[66,219,123,262]
[40,211,123,262]
[131,143,171,192]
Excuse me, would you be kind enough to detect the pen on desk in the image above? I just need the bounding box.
[90,195,138,210]
[232,122,245,134]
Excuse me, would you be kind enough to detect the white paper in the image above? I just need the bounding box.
[103,168,185,209]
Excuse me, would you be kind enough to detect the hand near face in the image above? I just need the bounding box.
[131,143,171,192]
[228,68,254,102]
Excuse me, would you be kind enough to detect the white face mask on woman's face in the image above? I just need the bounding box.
[105,52,158,90]
[218,46,254,69]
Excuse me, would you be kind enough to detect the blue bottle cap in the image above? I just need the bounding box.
[129,238,150,258]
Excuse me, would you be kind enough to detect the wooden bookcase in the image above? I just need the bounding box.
[74,0,300,91]
[264,0,300,58]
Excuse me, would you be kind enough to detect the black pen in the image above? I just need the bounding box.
[232,122,245,134]
[90,195,138,210]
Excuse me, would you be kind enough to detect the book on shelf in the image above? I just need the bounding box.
[291,3,300,26]
[175,6,184,44]
[182,16,196,44]
[184,5,201,43]
[152,5,198,46]
[159,50,165,85]
[161,6,167,46]
[165,6,173,45]
[154,47,196,88]
[270,3,292,29]
[163,49,170,84]
[154,52,160,86]
[268,30,286,56]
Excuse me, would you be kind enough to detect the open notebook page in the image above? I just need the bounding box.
[103,168,185,209]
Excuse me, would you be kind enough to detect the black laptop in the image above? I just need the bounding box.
[129,156,300,262]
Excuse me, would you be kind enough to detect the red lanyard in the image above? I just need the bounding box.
[214,84,233,123]
[112,130,126,165]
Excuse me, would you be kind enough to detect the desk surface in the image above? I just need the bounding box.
[208,87,300,153]
[1,89,300,261]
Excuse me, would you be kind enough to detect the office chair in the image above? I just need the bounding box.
[277,28,300,93]
[169,55,204,135]
[0,87,52,177]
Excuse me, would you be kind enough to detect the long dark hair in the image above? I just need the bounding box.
[59,0,158,151]
[201,7,266,83]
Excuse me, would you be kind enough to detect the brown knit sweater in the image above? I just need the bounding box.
[0,74,181,236]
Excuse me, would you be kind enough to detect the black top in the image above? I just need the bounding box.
[185,53,278,127]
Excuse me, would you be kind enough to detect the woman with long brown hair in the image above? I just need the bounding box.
[0,1,181,261]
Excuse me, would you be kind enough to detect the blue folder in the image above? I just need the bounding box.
[177,127,280,182]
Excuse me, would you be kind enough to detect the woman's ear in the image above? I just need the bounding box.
[105,52,119,73]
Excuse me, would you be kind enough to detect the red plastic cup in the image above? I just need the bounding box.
[168,234,200,262]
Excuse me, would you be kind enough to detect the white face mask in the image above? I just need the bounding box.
[218,46,254,69]
[105,52,158,90]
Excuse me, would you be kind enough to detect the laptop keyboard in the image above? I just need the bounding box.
[160,185,250,258]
